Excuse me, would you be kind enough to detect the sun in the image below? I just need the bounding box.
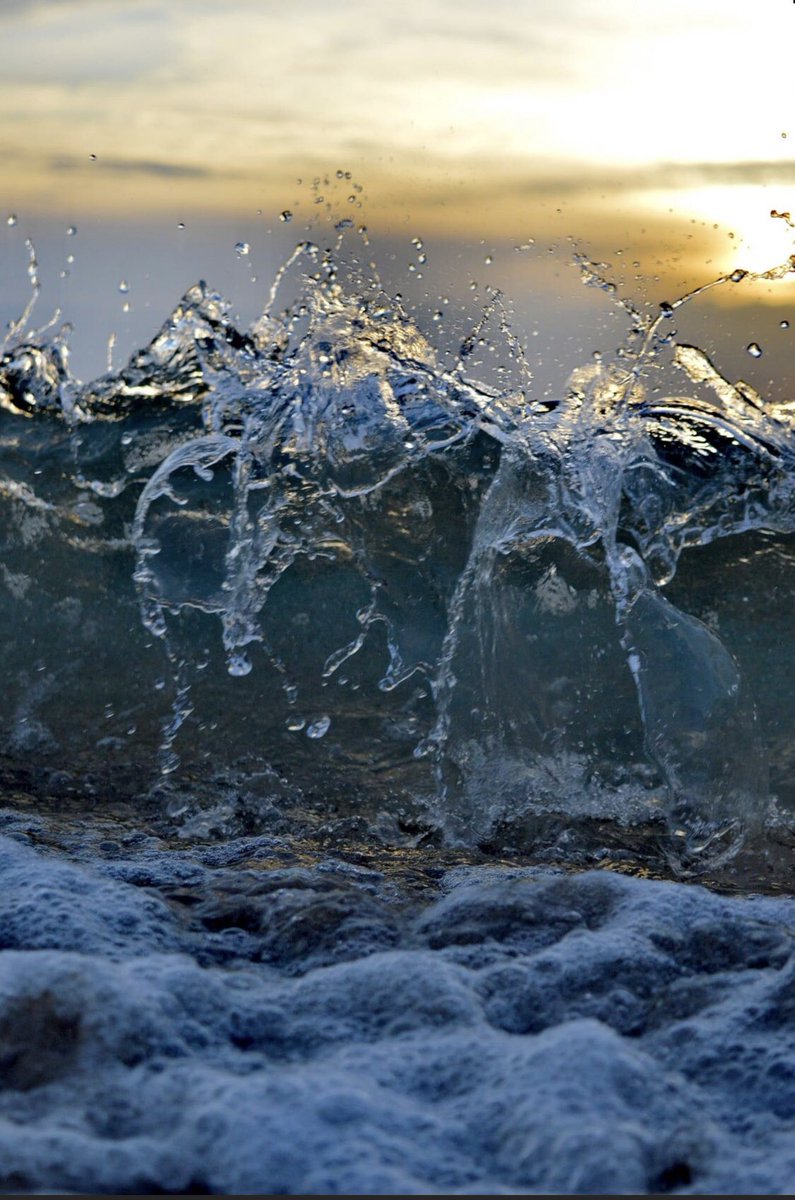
[644,185,795,278]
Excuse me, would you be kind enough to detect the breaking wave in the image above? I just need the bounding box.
[2,228,795,874]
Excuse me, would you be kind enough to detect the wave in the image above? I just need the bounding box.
[2,231,795,872]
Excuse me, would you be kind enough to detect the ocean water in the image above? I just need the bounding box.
[2,215,795,1193]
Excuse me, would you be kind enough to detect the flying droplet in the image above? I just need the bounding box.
[659,301,675,318]
[484,254,493,265]
[66,224,77,236]
[730,269,748,284]
[280,210,293,223]
[780,319,790,329]
[286,715,306,732]
[118,280,129,293]
[306,715,331,739]
[234,241,250,256]
[6,214,17,227]
[746,342,763,358]
[177,222,185,230]
[89,153,97,161]
[227,652,252,677]
[160,751,179,776]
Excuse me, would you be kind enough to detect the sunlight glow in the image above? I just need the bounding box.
[643,186,795,276]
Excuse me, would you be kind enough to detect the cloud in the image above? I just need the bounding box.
[47,155,212,179]
[0,0,174,85]
[506,160,795,199]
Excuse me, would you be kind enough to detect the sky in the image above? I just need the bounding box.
[2,0,795,251]
[3,0,795,376]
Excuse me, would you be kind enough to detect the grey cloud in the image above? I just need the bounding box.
[48,155,211,179]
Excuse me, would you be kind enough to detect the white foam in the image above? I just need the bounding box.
[2,829,795,1193]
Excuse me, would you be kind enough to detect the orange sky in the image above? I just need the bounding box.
[2,0,795,295]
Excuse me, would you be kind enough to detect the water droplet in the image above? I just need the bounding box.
[6,214,17,227]
[280,210,293,223]
[66,224,76,236]
[177,222,185,230]
[782,132,788,139]
[659,301,674,318]
[118,280,129,293]
[89,153,97,161]
[746,342,763,358]
[227,652,252,676]
[730,269,748,283]
[781,319,790,329]
[286,715,306,732]
[234,241,250,256]
[160,750,179,776]
[484,254,493,265]
[306,715,331,739]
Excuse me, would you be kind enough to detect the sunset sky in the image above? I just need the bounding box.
[2,0,795,250]
[3,0,795,376]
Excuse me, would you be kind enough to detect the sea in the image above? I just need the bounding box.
[2,206,795,1194]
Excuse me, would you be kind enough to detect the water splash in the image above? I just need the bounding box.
[2,225,795,869]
